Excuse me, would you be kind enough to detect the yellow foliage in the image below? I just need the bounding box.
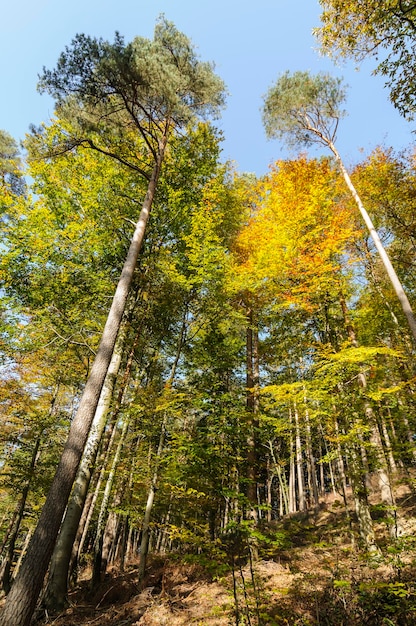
[231,157,358,309]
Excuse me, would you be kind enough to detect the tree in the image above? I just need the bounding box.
[0,130,25,197]
[0,18,225,626]
[262,71,416,345]
[314,0,416,119]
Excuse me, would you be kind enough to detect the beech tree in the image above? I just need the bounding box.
[0,18,225,626]
[262,71,416,345]
[314,0,416,119]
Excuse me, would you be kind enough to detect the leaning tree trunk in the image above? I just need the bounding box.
[43,305,132,611]
[0,132,168,626]
[340,291,402,538]
[329,140,416,344]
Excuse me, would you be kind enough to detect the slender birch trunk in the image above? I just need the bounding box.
[379,411,397,474]
[75,409,119,567]
[288,408,297,513]
[294,404,306,512]
[304,408,319,508]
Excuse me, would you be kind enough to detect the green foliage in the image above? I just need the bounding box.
[262,71,347,148]
[315,0,416,119]
[37,16,226,171]
[0,130,25,196]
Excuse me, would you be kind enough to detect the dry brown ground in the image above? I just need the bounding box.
[34,487,416,625]
[0,482,410,624]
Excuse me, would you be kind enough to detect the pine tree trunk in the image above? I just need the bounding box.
[330,142,416,344]
[0,139,167,626]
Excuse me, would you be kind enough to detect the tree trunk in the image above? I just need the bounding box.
[92,413,130,587]
[245,308,259,521]
[268,441,289,517]
[320,424,337,496]
[340,291,401,537]
[330,141,416,344]
[0,134,167,626]
[288,409,296,513]
[0,437,41,594]
[349,443,378,552]
[304,409,319,509]
[137,426,165,584]
[379,410,397,474]
[43,310,131,610]
[74,410,119,569]
[294,405,306,512]
[137,309,188,583]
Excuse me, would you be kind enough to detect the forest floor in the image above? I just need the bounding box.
[36,486,416,625]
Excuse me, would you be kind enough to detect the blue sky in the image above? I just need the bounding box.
[2,0,414,175]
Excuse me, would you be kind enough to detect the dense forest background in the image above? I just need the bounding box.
[1,3,416,625]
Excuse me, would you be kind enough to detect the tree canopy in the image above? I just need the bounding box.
[315,0,416,119]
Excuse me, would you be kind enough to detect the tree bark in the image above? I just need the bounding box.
[43,309,131,610]
[294,404,306,512]
[92,412,130,587]
[329,141,416,344]
[0,134,167,626]
[288,408,297,513]
[304,408,320,509]
[340,291,402,537]
[245,308,259,521]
